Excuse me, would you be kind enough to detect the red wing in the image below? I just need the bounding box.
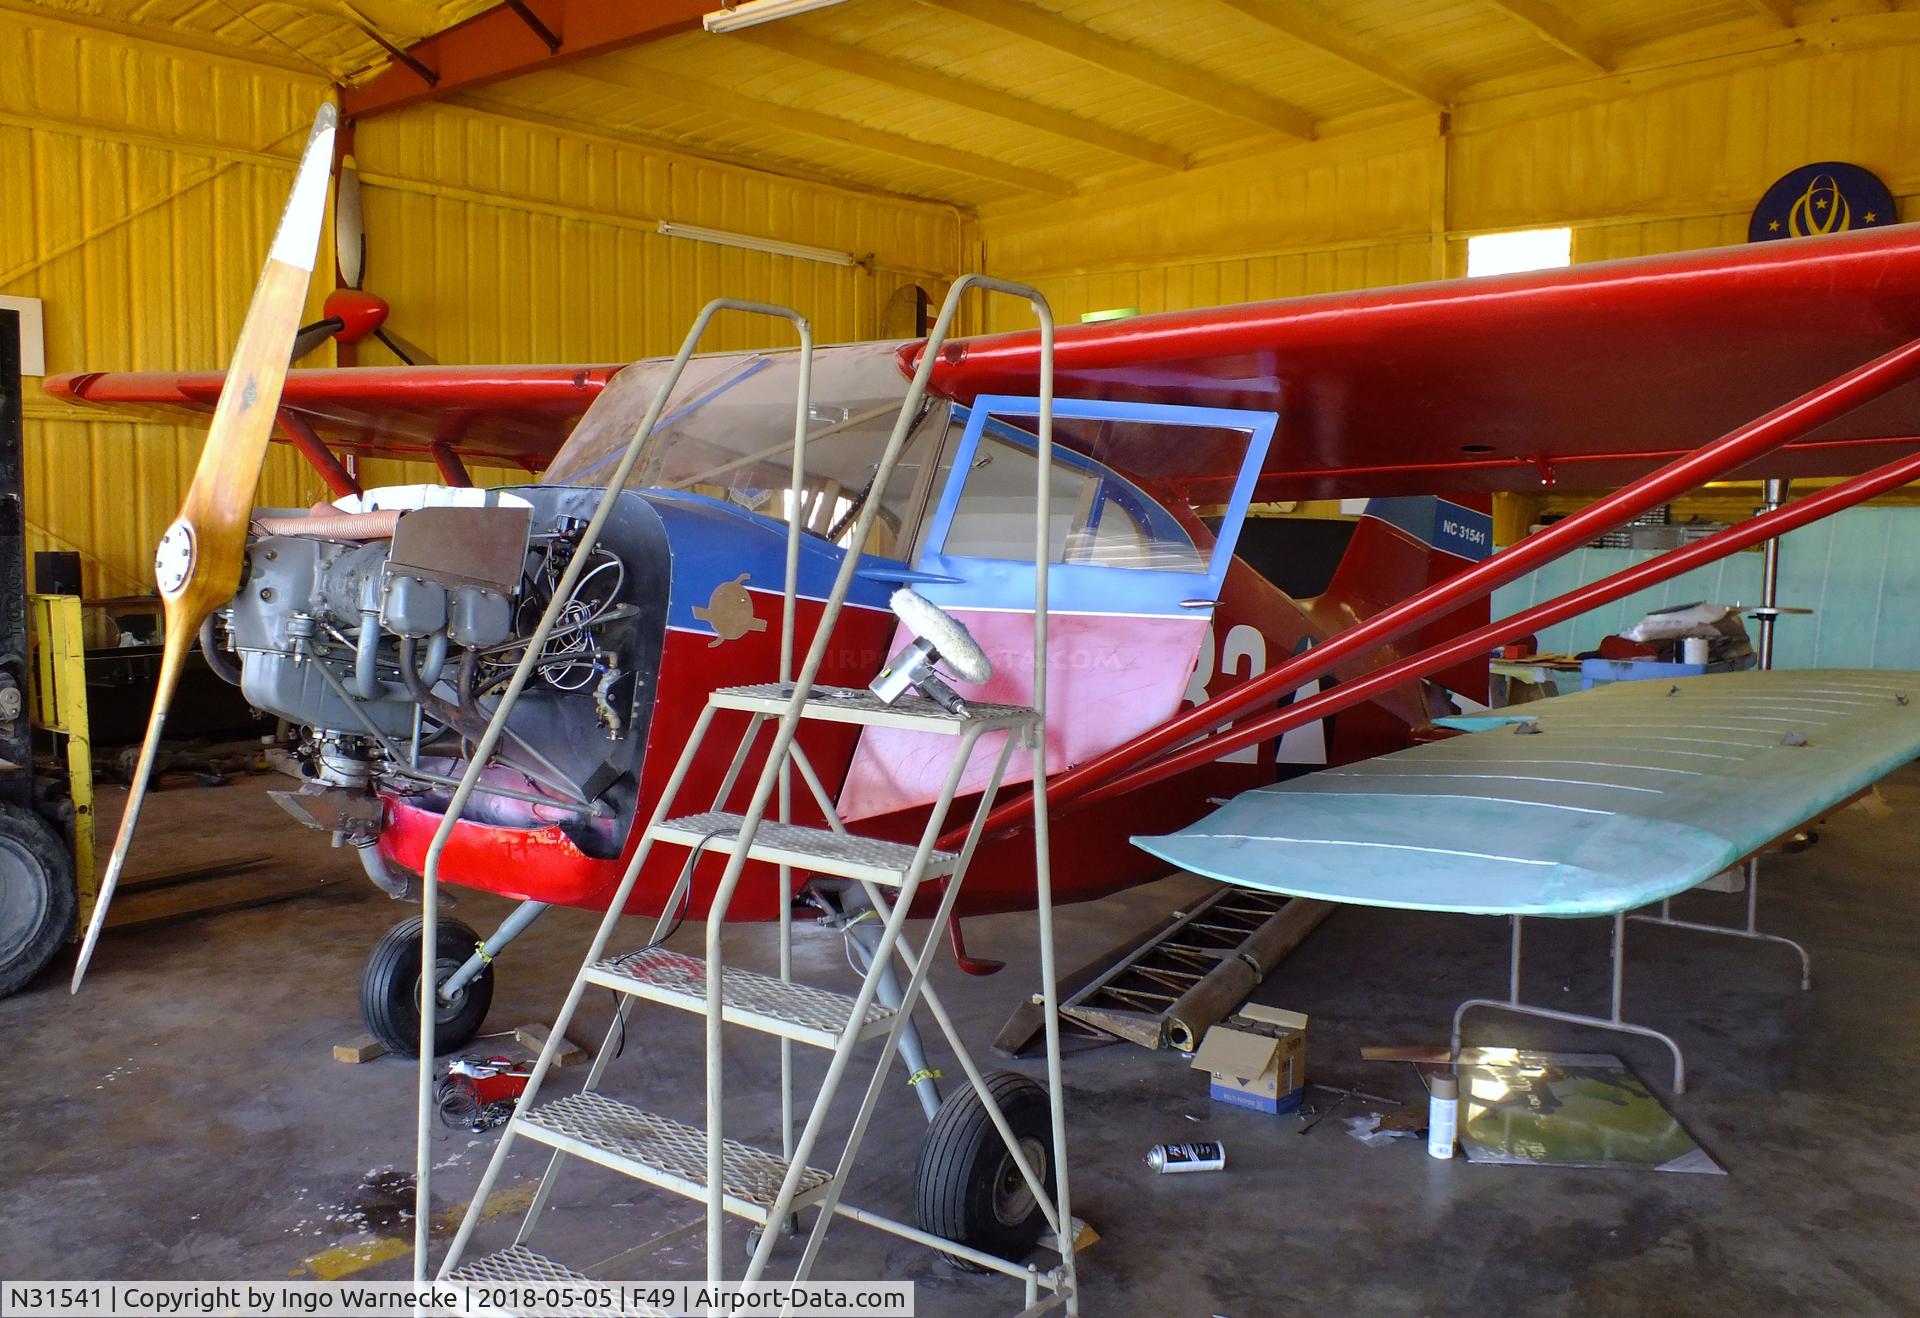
[44,365,622,473]
[915,223,1920,498]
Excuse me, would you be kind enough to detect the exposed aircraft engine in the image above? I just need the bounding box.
[210,487,667,872]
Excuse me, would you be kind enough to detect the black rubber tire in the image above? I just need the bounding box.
[360,916,493,1056]
[0,801,75,998]
[914,1071,1056,1269]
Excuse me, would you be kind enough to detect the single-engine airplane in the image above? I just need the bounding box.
[40,106,1920,1098]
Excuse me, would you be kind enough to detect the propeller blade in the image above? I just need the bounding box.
[336,152,365,289]
[290,316,345,362]
[374,325,437,366]
[71,103,337,993]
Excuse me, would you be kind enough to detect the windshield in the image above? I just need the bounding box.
[543,341,942,561]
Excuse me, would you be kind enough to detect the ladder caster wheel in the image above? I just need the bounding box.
[360,916,494,1056]
[914,1072,1055,1271]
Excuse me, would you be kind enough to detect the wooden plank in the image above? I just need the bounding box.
[334,1034,386,1064]
[514,1021,590,1067]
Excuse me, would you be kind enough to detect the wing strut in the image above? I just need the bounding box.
[935,333,1920,856]
[1085,436,1920,804]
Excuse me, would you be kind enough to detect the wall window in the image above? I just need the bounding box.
[1467,227,1572,277]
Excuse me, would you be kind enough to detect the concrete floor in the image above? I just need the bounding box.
[6,767,1920,1316]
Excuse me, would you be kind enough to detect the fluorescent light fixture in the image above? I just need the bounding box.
[657,221,858,268]
[1467,227,1572,277]
[703,0,848,33]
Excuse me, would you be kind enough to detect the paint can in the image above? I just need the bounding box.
[1427,1072,1458,1159]
[1144,1140,1226,1174]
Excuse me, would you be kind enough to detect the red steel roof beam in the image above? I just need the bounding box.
[340,0,712,120]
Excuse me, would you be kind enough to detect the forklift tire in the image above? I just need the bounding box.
[914,1071,1056,1270]
[360,916,493,1057]
[0,801,76,998]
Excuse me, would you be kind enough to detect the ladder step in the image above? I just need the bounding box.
[585,947,896,1049]
[445,1245,662,1317]
[513,1093,833,1225]
[711,682,1037,734]
[653,811,956,886]
[445,1244,588,1284]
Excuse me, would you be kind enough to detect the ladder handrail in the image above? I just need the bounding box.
[414,298,814,1281]
[692,274,1056,1291]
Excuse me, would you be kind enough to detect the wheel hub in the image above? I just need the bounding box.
[418,956,470,1025]
[991,1136,1047,1228]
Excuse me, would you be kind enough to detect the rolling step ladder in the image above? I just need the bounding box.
[418,279,1078,1315]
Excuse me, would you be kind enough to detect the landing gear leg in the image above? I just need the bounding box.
[837,894,943,1121]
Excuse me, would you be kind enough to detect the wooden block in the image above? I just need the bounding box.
[333,1034,386,1064]
[514,1022,590,1067]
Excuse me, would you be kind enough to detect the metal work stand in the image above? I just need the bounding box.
[1628,855,1812,990]
[1452,913,1687,1094]
[1630,479,1812,985]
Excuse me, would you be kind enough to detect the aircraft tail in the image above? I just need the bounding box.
[1320,495,1495,708]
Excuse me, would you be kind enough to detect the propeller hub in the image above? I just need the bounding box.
[154,520,195,597]
[323,288,390,345]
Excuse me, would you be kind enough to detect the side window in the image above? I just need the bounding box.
[939,426,1205,573]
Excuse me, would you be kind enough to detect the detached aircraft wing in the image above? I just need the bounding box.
[1133,670,1920,917]
[43,365,620,473]
[916,223,1920,499]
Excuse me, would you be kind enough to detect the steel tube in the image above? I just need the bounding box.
[952,335,1920,841]
[1083,439,1920,802]
[1758,477,1789,669]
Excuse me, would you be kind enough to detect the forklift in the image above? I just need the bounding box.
[0,306,90,997]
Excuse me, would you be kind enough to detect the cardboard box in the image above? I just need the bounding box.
[1191,1005,1307,1115]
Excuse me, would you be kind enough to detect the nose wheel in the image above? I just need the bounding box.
[360,915,493,1056]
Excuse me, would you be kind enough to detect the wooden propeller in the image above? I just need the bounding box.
[71,104,338,991]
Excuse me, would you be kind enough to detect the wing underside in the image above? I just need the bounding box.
[42,365,621,473]
[918,223,1920,499]
[1133,669,1920,916]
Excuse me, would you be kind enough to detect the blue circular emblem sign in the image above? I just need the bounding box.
[1749,162,1897,242]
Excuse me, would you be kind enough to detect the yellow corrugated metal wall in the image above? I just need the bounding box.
[977,30,1920,328]
[5,8,960,597]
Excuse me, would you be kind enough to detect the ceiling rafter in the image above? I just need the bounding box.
[563,62,1077,197]
[922,0,1317,141]
[1482,0,1612,72]
[1211,0,1449,107]
[445,94,957,210]
[1745,0,1797,23]
[732,26,1190,171]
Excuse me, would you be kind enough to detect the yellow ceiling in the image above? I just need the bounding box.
[18,0,1918,208]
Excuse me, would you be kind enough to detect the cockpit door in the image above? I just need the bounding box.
[839,395,1275,821]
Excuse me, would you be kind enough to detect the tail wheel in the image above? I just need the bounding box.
[360,916,492,1056]
[914,1071,1056,1269]
[0,801,75,998]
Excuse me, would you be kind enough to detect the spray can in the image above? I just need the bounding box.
[1145,1141,1226,1174]
[1427,1072,1458,1159]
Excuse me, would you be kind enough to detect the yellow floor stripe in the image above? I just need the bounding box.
[297,1181,538,1279]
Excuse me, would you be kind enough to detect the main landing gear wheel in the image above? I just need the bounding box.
[0,801,76,998]
[360,915,493,1056]
[914,1071,1056,1270]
